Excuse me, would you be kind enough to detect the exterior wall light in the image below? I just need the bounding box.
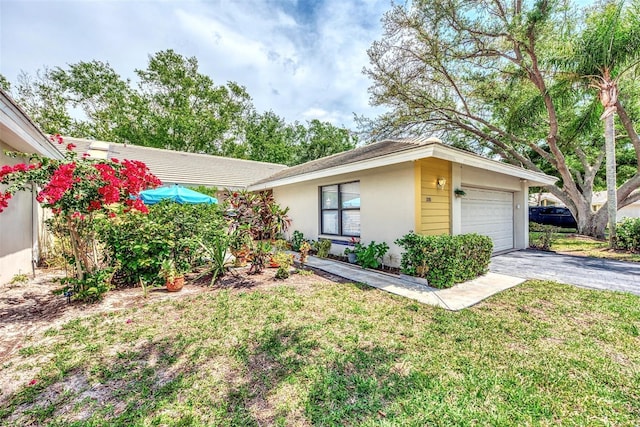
[436,177,446,190]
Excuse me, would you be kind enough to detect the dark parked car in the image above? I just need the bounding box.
[529,206,577,228]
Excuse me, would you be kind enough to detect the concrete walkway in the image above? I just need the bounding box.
[304,256,525,311]
[490,249,640,296]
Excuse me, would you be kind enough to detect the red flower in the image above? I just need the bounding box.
[88,200,102,211]
[28,379,38,386]
[66,143,76,151]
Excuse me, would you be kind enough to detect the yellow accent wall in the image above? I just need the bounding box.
[416,158,451,235]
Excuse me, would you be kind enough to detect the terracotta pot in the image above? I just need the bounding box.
[166,275,184,292]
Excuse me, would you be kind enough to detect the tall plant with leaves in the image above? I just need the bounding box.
[362,0,640,238]
[562,0,640,245]
[0,134,161,280]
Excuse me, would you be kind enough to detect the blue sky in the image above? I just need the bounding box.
[0,0,391,129]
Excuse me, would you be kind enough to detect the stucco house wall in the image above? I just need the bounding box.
[1,90,62,284]
[0,142,39,283]
[252,138,556,268]
[274,162,415,265]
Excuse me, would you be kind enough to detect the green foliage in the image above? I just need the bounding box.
[529,223,559,251]
[197,231,232,285]
[395,232,493,289]
[98,202,223,287]
[55,268,114,302]
[361,0,640,239]
[10,50,356,165]
[224,190,291,241]
[299,241,312,265]
[290,230,306,252]
[615,218,640,252]
[315,239,332,258]
[273,252,294,280]
[9,273,29,285]
[353,241,389,269]
[248,240,272,275]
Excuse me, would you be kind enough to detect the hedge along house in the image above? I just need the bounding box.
[249,137,557,266]
[0,90,64,284]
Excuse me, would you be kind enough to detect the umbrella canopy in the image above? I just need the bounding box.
[138,185,218,205]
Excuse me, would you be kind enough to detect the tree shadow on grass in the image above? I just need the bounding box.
[0,338,188,426]
[221,324,415,426]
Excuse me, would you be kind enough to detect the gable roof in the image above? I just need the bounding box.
[60,137,287,190]
[0,90,63,159]
[249,137,557,189]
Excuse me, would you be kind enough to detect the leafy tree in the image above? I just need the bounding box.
[0,135,160,282]
[362,0,640,238]
[567,0,640,245]
[243,110,296,164]
[0,74,10,91]
[10,50,357,166]
[295,119,358,164]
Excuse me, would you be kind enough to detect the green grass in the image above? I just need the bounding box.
[531,231,640,262]
[1,281,639,426]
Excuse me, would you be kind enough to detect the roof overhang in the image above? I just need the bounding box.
[0,91,63,160]
[248,140,557,190]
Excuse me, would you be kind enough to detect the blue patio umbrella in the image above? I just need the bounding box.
[138,185,218,205]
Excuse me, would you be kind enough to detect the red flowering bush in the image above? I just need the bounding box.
[0,134,161,285]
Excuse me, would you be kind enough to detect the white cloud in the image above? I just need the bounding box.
[0,0,389,129]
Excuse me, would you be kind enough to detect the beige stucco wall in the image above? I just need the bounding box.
[0,141,37,284]
[455,164,530,249]
[273,162,416,267]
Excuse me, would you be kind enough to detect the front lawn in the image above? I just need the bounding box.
[531,231,640,262]
[1,280,639,426]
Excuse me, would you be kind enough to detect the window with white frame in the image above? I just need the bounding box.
[320,181,360,236]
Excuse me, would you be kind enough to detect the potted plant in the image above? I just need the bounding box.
[344,237,360,263]
[344,247,358,263]
[158,259,184,292]
[229,225,252,267]
[454,188,466,197]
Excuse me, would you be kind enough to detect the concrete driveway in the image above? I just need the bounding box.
[490,249,640,296]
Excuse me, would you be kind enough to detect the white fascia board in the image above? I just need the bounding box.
[430,145,557,186]
[1,95,63,160]
[248,145,438,191]
[248,143,557,191]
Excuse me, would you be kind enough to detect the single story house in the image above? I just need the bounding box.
[0,90,64,284]
[249,137,557,266]
[530,191,640,219]
[62,137,287,191]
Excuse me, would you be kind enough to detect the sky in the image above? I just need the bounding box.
[0,0,392,130]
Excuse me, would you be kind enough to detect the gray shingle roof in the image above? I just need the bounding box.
[59,137,287,189]
[251,137,438,185]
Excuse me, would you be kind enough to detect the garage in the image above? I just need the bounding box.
[460,187,514,252]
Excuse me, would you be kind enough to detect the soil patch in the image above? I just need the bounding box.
[0,265,346,365]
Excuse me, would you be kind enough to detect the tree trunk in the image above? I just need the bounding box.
[576,207,608,239]
[604,113,617,246]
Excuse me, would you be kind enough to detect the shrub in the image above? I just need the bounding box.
[529,222,558,251]
[98,201,224,287]
[616,218,640,252]
[353,241,389,269]
[395,232,493,289]
[315,239,332,258]
[291,230,306,251]
[54,268,114,302]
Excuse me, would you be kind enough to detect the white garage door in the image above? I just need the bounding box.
[461,187,514,252]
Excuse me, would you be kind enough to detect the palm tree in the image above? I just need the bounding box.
[571,0,640,246]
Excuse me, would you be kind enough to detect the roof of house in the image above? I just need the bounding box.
[249,137,557,189]
[59,137,288,189]
[0,89,63,160]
